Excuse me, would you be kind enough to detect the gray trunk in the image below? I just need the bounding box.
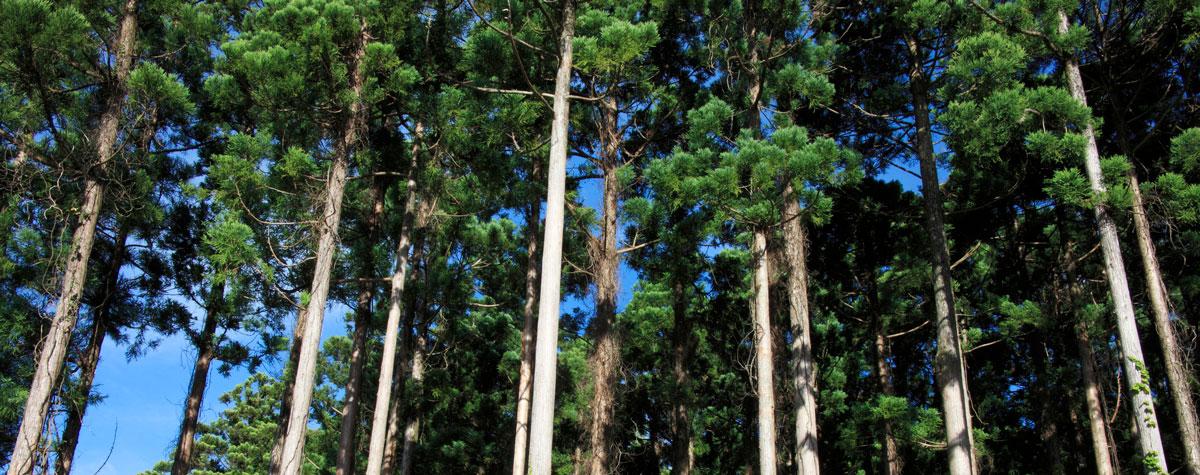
[526,1,575,472]
[782,187,818,475]
[270,19,368,475]
[512,202,541,475]
[753,230,777,475]
[1056,11,1168,472]
[8,0,138,471]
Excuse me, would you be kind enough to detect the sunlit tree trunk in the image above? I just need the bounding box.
[512,201,541,475]
[782,187,818,475]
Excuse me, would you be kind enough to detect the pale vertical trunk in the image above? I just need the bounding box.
[271,19,368,475]
[512,202,541,475]
[269,308,306,469]
[335,181,385,475]
[527,1,575,472]
[365,127,423,475]
[1127,170,1200,473]
[583,95,622,475]
[906,35,976,475]
[752,230,778,475]
[1075,318,1116,475]
[399,329,428,475]
[782,187,818,475]
[170,283,224,475]
[1056,11,1168,472]
[55,227,129,475]
[8,0,137,471]
[381,199,431,475]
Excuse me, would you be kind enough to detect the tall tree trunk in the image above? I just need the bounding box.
[869,274,902,475]
[670,275,694,475]
[583,95,623,475]
[1056,11,1168,472]
[270,308,306,469]
[382,199,431,475]
[8,0,138,471]
[169,282,225,475]
[1061,250,1116,475]
[54,226,129,475]
[782,187,818,475]
[906,34,977,475]
[1126,169,1200,473]
[527,1,575,472]
[271,19,368,475]
[399,327,428,475]
[366,130,423,475]
[335,180,386,475]
[512,201,541,475]
[753,230,778,475]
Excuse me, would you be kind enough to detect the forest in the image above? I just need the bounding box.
[1,0,1199,473]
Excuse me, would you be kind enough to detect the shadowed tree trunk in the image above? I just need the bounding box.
[399,325,429,475]
[906,33,976,475]
[8,1,138,472]
[55,226,129,475]
[512,200,541,475]
[335,179,385,475]
[170,281,225,475]
[782,186,818,475]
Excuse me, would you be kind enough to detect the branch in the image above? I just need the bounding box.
[950,241,983,270]
[887,319,930,339]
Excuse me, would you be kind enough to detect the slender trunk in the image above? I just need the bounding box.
[271,19,368,475]
[335,181,385,475]
[366,132,423,475]
[8,1,137,471]
[1056,12,1168,472]
[753,230,778,475]
[782,187,818,475]
[872,326,901,475]
[527,2,575,472]
[907,36,976,475]
[583,95,622,475]
[1127,169,1200,473]
[170,283,224,475]
[670,275,694,475]
[382,203,430,475]
[1062,251,1115,475]
[512,201,541,475]
[399,328,428,475]
[54,227,129,475]
[269,307,306,469]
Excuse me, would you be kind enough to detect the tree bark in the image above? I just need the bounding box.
[670,275,694,475]
[1126,169,1200,474]
[335,180,385,475]
[753,230,778,475]
[399,327,428,475]
[8,0,138,471]
[583,95,623,475]
[271,18,368,475]
[872,325,902,475]
[54,226,129,475]
[781,186,818,475]
[906,35,977,475]
[527,1,575,472]
[169,282,224,475]
[512,201,541,475]
[364,124,423,475]
[1056,11,1168,472]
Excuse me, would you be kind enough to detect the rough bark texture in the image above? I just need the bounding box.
[782,187,818,475]
[365,126,423,475]
[399,328,428,475]
[583,95,623,475]
[670,274,694,475]
[170,283,224,475]
[7,1,137,471]
[872,327,901,475]
[381,202,430,475]
[1127,170,1200,474]
[269,307,306,470]
[271,19,368,475]
[335,181,385,475]
[753,230,778,475]
[512,201,541,475]
[526,2,575,472]
[1056,11,1168,472]
[907,36,977,475]
[54,227,128,475]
